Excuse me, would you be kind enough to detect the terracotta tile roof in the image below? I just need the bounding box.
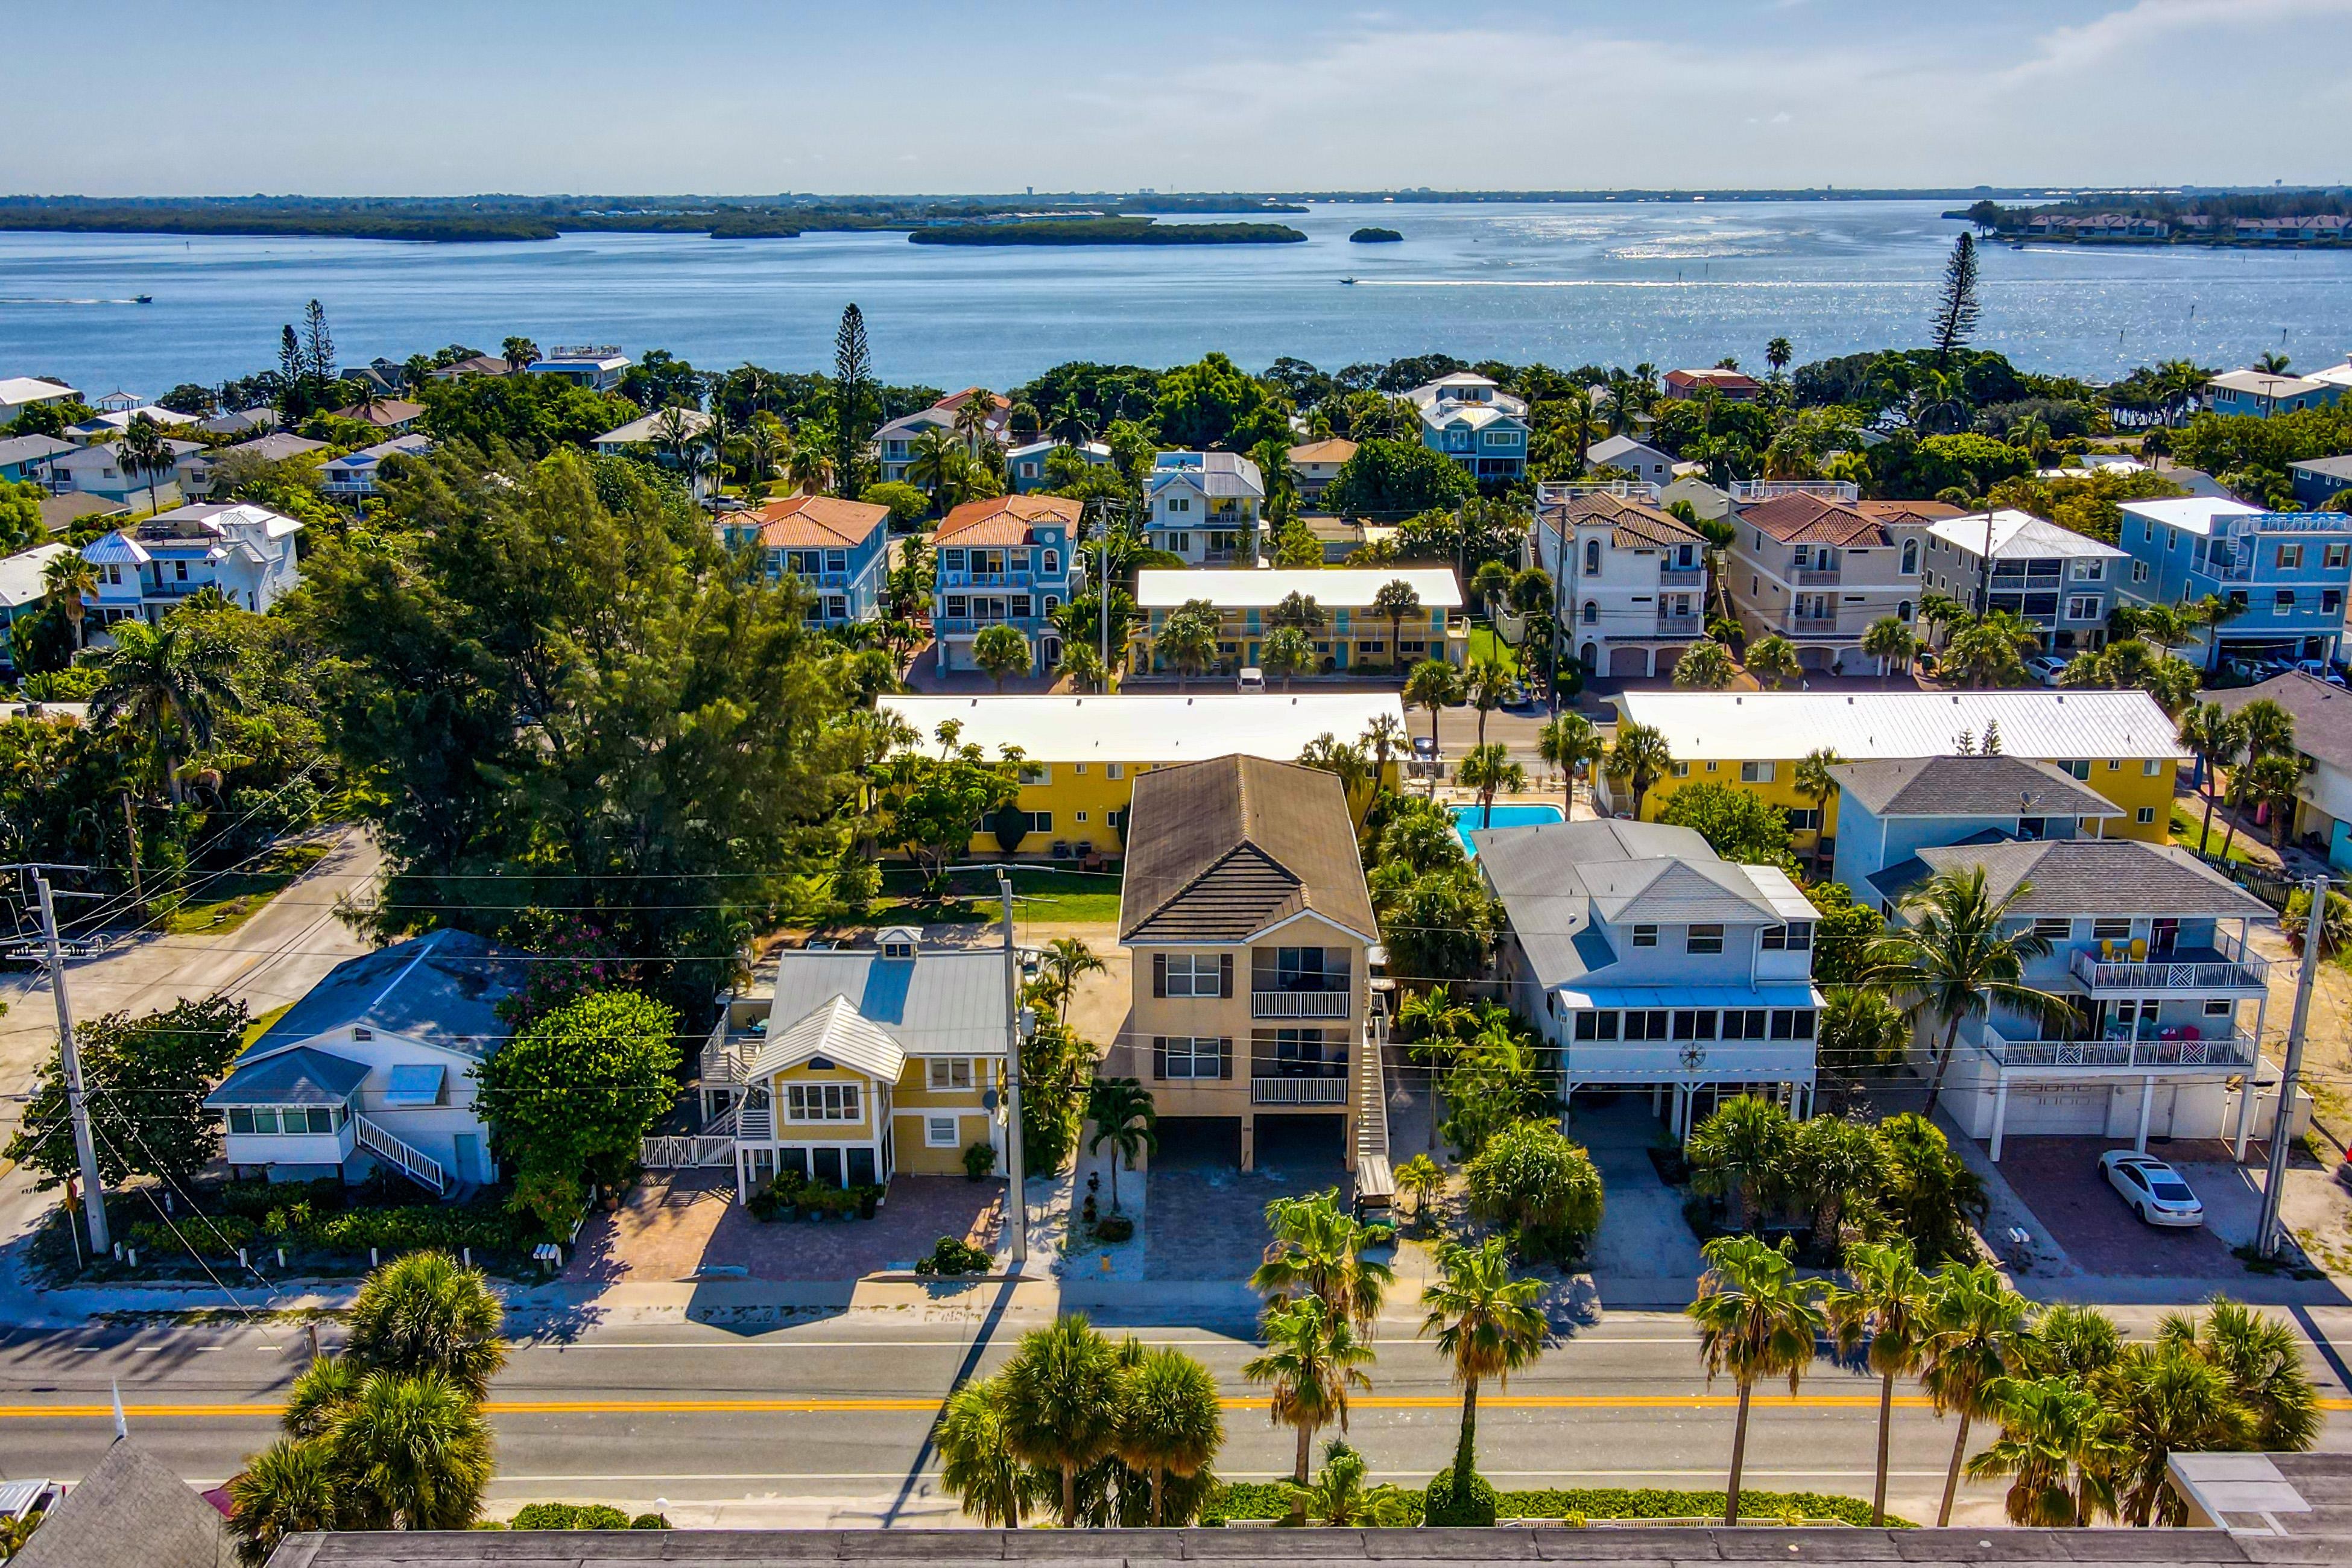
[935,493,1081,546]
[329,399,424,427]
[1739,493,1897,546]
[1287,438,1358,463]
[1856,499,1965,525]
[744,494,889,548]
[1541,490,1706,551]
[1118,756,1377,944]
[1664,367,1763,396]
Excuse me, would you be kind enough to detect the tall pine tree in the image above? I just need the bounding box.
[1930,234,1980,365]
[832,303,873,498]
[278,324,307,419]
[302,299,337,390]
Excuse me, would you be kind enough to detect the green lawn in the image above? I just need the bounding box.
[1467,626,1519,674]
[162,843,331,935]
[850,865,1124,928]
[2169,802,2270,868]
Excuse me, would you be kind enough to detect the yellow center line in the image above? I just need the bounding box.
[5,1395,2347,1420]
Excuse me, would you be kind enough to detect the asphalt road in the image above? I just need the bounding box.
[1,1306,2347,1523]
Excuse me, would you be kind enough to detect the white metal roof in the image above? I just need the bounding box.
[593,408,712,446]
[1924,510,2127,561]
[747,994,907,1086]
[0,376,77,406]
[1136,566,1462,610]
[0,543,73,610]
[2118,496,2267,538]
[1616,689,2190,762]
[2208,368,2333,399]
[880,692,1408,763]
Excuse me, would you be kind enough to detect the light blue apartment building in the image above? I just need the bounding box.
[2117,498,2351,665]
[1827,754,2126,900]
[1408,373,1528,481]
[931,493,1080,673]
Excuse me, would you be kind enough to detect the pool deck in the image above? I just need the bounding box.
[1450,802,1565,855]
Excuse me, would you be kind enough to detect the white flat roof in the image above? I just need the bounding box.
[1925,510,2127,561]
[2118,496,2266,538]
[0,377,77,406]
[878,692,1408,764]
[0,543,74,610]
[1137,566,1462,610]
[1616,689,2191,762]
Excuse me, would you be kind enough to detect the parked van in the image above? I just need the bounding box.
[1235,666,1265,692]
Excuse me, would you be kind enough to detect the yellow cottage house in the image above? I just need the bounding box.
[878,692,1408,860]
[695,929,1007,1200]
[1107,754,1380,1172]
[1601,689,2186,856]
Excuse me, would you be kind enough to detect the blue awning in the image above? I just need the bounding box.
[382,1063,446,1108]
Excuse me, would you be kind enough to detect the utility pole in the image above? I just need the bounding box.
[997,870,1028,1270]
[2257,875,2330,1260]
[32,869,109,1256]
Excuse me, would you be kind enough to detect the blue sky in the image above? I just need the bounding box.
[13,0,2352,194]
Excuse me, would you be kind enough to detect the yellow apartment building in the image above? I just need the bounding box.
[1131,566,1468,675]
[1597,690,2187,855]
[879,693,1408,859]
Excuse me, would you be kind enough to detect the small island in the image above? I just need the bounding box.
[909,218,1307,247]
[1349,226,1403,243]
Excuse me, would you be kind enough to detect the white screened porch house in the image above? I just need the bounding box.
[203,930,522,1194]
[1871,838,2283,1160]
[684,930,1010,1200]
[1473,819,1823,1139]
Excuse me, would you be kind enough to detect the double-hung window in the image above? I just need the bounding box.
[1157,1035,1228,1080]
[927,1058,973,1092]
[785,1083,860,1122]
[1161,953,1224,998]
[1686,924,1724,955]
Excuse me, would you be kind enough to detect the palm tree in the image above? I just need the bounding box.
[1602,721,1674,820]
[2098,1342,2247,1526]
[282,1355,364,1440]
[1297,734,1375,825]
[1260,625,1315,690]
[118,414,175,514]
[1457,742,1524,830]
[1537,711,1602,809]
[953,390,998,452]
[936,1377,1034,1526]
[1243,1295,1375,1516]
[736,419,788,493]
[1966,1376,2119,1526]
[1372,578,1423,669]
[906,426,961,501]
[40,552,98,651]
[500,336,539,372]
[87,619,234,804]
[1868,866,2070,1120]
[1085,1078,1157,1214]
[2177,701,2245,855]
[783,429,835,495]
[1420,1237,1547,1487]
[1402,659,1464,795]
[1942,613,2037,688]
[227,1436,342,1566]
[1394,1154,1444,1231]
[1766,337,1794,376]
[1114,1347,1225,1526]
[1862,615,1917,677]
[1828,1240,1935,1526]
[344,1251,506,1401]
[2218,697,2296,859]
[329,1370,494,1531]
[1251,1188,1395,1332]
[1793,746,1842,870]
[1361,712,1408,782]
[1465,656,1513,749]
[999,1314,1122,1528]
[1040,936,1105,1025]
[1687,1235,1825,1525]
[2242,751,2309,850]
[1672,639,1736,689]
[1157,607,1219,691]
[1686,1095,1791,1229]
[1744,633,1802,691]
[1056,639,1108,695]
[1286,1440,1415,1526]
[1470,559,1513,622]
[1921,1262,2034,1526]
[2158,1295,2322,1452]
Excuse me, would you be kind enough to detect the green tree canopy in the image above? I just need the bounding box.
[5,996,249,1190]
[1151,352,1291,452]
[475,989,681,1201]
[1327,439,1476,515]
[1655,781,1798,870]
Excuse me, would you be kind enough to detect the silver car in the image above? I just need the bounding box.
[2100,1149,2204,1228]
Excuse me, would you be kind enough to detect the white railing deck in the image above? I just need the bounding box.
[1251,990,1352,1020]
[736,1103,774,1140]
[1252,1076,1348,1105]
[642,1134,736,1169]
[1982,1029,2257,1071]
[1353,1012,1394,1205]
[354,1113,447,1194]
[2067,941,2268,993]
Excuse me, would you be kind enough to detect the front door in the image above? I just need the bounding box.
[814,1147,844,1187]
[847,1147,877,1187]
[452,1133,480,1185]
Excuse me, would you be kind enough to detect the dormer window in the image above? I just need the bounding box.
[352,1027,373,1041]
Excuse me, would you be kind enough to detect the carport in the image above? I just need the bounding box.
[1151,1116,1244,1171]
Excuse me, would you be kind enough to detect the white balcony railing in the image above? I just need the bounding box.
[1252,990,1351,1020]
[1655,614,1703,636]
[354,1113,447,1194]
[2068,940,2269,993]
[1794,567,1843,586]
[1981,1029,2257,1072]
[1658,564,1706,586]
[1252,1076,1348,1105]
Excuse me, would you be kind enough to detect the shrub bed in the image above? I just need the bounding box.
[1203,1483,1902,1527]
[499,1503,666,1530]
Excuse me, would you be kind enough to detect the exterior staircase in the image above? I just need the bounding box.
[354,1112,448,1196]
[1351,1000,1396,1219]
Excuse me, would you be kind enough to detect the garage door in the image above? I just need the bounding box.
[2006,1084,2111,1134]
[1609,646,1651,677]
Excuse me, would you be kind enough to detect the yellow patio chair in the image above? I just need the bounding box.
[2129,937,2148,963]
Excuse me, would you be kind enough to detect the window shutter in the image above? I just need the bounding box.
[1152,1037,1168,1080]
[1219,953,1234,999]
[1218,1037,1233,1080]
[1152,952,1166,998]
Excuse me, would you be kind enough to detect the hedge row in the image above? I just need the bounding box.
[1203,1484,1901,1528]
[125,1203,523,1265]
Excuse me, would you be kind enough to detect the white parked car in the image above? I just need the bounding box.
[1234,666,1265,692]
[2100,1149,2204,1228]
[2025,654,2070,686]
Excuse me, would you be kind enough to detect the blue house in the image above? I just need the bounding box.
[2204,370,2344,419]
[2289,454,2352,508]
[1826,754,2126,900]
[2117,498,2351,665]
[722,494,892,626]
[931,493,1080,674]
[1408,373,1528,481]
[0,434,71,485]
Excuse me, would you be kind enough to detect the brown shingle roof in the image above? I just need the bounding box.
[1118,756,1377,944]
[745,494,889,548]
[2216,672,2352,777]
[1857,499,1965,525]
[935,493,1081,546]
[329,399,424,427]
[1288,438,1358,463]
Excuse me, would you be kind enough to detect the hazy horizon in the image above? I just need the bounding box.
[9,1,2350,197]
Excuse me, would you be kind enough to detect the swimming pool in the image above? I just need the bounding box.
[1449,801,1566,855]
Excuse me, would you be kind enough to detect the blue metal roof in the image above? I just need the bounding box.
[204,1046,368,1108]
[241,928,523,1063]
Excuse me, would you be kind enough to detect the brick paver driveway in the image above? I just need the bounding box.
[1143,1116,1351,1282]
[1992,1137,2252,1279]
[567,1171,1007,1283]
